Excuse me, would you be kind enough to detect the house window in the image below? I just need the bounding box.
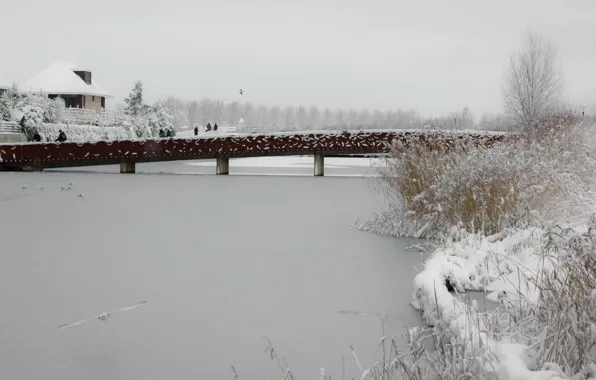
[61,95,78,108]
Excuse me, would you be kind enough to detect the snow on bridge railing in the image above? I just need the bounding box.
[173,128,510,139]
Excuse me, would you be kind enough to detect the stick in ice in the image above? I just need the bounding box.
[58,301,147,329]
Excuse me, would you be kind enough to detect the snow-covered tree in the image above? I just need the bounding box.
[44,97,66,124]
[0,84,23,121]
[124,81,150,117]
[147,100,175,136]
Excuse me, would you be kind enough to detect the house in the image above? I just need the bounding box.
[21,61,112,113]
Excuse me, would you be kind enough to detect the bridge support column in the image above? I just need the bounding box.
[120,161,136,174]
[314,153,324,176]
[216,157,229,175]
[22,165,42,172]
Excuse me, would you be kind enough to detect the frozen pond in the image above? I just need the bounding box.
[0,157,423,379]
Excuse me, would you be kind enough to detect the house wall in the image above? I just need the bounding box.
[84,95,103,113]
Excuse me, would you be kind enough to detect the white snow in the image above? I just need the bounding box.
[20,61,112,98]
[407,222,596,379]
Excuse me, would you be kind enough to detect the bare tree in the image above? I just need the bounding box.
[309,106,320,130]
[213,100,224,124]
[504,31,564,129]
[185,100,200,128]
[164,96,186,128]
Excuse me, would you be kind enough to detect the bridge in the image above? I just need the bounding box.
[0,130,507,176]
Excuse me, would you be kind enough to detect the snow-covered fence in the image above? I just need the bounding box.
[62,108,124,127]
[0,121,19,134]
[36,123,135,143]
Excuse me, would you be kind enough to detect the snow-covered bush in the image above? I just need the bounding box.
[381,221,596,380]
[44,97,66,124]
[147,100,176,136]
[0,86,44,128]
[131,116,152,138]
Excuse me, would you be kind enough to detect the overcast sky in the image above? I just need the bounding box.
[0,0,594,117]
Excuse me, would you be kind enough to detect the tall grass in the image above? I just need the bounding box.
[361,121,596,238]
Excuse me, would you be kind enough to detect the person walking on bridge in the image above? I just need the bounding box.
[32,129,42,142]
[55,130,67,143]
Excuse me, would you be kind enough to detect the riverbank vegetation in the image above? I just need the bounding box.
[359,31,596,379]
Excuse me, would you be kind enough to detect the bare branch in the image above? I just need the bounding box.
[503,30,564,130]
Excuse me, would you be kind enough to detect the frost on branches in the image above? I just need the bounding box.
[147,100,175,136]
[360,121,596,380]
[123,81,176,138]
[124,80,150,118]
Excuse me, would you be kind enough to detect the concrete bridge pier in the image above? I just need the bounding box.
[314,153,324,176]
[120,161,136,173]
[22,165,42,172]
[216,157,229,175]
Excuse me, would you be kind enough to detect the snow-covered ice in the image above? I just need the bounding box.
[0,166,422,380]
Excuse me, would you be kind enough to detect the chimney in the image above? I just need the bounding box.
[74,70,92,85]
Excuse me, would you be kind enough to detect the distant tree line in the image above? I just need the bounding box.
[115,94,521,132]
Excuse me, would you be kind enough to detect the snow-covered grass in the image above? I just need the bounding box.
[357,121,596,379]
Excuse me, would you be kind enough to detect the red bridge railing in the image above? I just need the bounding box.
[0,130,507,174]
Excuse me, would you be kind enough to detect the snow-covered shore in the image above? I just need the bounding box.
[362,123,596,379]
[406,221,596,379]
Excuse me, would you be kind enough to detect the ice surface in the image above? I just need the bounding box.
[186,156,385,169]
[0,163,422,380]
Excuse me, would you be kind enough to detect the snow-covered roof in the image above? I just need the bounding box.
[21,61,113,98]
[0,74,9,90]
